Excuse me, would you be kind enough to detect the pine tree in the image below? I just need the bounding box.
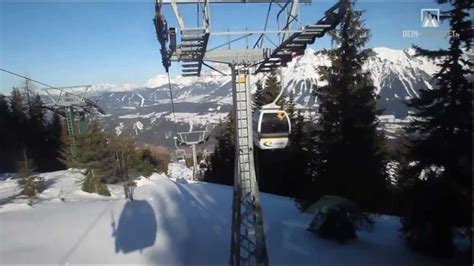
[401,0,472,257]
[82,169,111,196]
[0,94,15,172]
[109,134,138,199]
[59,119,76,169]
[253,80,265,113]
[138,147,158,177]
[9,88,29,167]
[288,110,310,201]
[285,91,297,124]
[280,91,309,199]
[27,94,45,126]
[394,132,417,193]
[0,87,66,173]
[407,0,471,190]
[46,113,66,170]
[307,0,388,211]
[204,113,235,186]
[74,120,115,186]
[253,73,283,113]
[78,120,112,196]
[26,94,49,171]
[109,133,154,199]
[17,148,44,201]
[263,72,282,105]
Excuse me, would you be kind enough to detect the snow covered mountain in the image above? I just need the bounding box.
[91,47,439,147]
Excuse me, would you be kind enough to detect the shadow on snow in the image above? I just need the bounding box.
[111,200,157,254]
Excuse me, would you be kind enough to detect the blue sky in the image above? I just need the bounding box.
[0,0,452,93]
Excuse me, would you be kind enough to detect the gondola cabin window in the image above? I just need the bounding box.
[261,112,290,137]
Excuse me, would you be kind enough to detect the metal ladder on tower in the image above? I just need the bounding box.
[179,28,210,77]
[230,66,269,266]
[65,107,76,159]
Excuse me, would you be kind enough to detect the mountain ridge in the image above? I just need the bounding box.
[87,46,439,147]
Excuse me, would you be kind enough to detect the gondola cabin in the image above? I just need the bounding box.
[253,103,291,150]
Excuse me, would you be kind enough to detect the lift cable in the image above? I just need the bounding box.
[1,68,106,114]
[1,68,62,93]
[1,68,87,103]
[253,1,274,49]
[166,71,179,134]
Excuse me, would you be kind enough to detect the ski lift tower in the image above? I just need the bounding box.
[43,85,106,159]
[0,69,105,160]
[175,130,208,180]
[153,1,347,264]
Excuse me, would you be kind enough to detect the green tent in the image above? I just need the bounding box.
[306,195,373,241]
[305,195,358,214]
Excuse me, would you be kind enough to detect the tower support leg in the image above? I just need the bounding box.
[192,144,197,180]
[230,64,269,266]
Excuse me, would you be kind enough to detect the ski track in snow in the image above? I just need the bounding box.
[136,93,145,107]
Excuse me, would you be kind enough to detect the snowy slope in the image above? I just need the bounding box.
[0,167,454,265]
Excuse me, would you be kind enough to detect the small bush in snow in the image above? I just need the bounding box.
[401,178,459,258]
[16,157,44,199]
[82,169,111,196]
[307,196,374,242]
[18,175,45,198]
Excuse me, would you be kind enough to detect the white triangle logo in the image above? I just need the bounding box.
[421,9,440,28]
[422,15,439,27]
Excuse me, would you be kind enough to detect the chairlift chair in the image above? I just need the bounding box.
[175,149,187,165]
[198,148,210,170]
[253,102,291,150]
[173,136,187,164]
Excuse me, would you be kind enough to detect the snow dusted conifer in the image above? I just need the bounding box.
[253,80,265,113]
[263,72,283,105]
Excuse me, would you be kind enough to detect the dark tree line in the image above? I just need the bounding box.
[0,85,64,173]
[203,112,235,186]
[204,0,471,259]
[0,83,167,199]
[400,0,472,258]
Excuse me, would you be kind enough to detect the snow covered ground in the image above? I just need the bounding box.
[168,162,194,181]
[0,166,452,265]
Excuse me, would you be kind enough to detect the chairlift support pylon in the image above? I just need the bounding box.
[153,1,347,265]
[0,69,105,160]
[175,130,209,180]
[43,85,106,159]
